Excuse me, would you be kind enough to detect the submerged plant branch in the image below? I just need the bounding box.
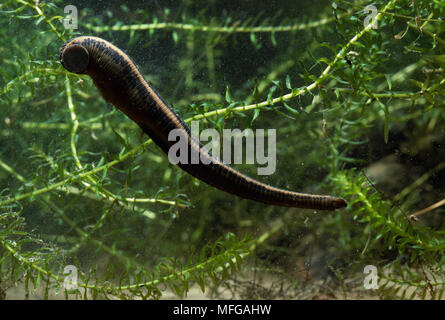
[0,0,398,209]
[14,0,66,41]
[2,0,444,300]
[84,11,352,34]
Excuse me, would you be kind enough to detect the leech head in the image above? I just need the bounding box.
[60,41,90,74]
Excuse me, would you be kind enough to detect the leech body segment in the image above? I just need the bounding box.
[59,36,347,210]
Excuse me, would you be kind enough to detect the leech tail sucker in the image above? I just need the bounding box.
[59,36,347,211]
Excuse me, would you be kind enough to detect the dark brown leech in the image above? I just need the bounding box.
[59,36,347,210]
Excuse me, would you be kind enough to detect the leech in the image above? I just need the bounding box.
[60,36,347,210]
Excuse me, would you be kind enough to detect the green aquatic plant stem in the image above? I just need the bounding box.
[1,79,182,211]
[5,59,432,133]
[64,76,131,213]
[21,77,183,218]
[0,144,184,213]
[0,158,26,183]
[0,216,284,295]
[0,154,163,220]
[337,171,445,252]
[0,139,149,207]
[2,0,443,300]
[407,21,445,46]
[84,11,351,34]
[61,77,185,209]
[14,0,65,41]
[189,0,399,122]
[32,149,161,218]
[337,0,444,24]
[66,75,81,170]
[116,220,285,292]
[0,68,66,97]
[394,160,445,203]
[41,199,142,267]
[5,74,440,134]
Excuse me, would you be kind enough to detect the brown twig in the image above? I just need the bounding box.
[409,198,445,220]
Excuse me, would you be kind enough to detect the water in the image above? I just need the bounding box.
[0,0,444,300]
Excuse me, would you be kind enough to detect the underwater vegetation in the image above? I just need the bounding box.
[0,0,444,299]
